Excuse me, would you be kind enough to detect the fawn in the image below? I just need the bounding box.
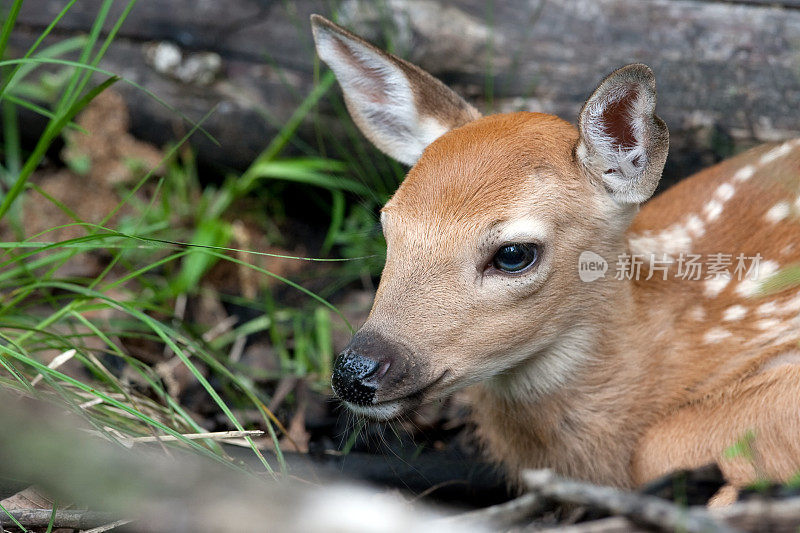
[311,15,800,502]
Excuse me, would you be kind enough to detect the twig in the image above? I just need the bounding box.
[201,314,238,342]
[130,430,263,443]
[228,334,246,363]
[79,397,104,409]
[539,516,647,532]
[522,469,739,533]
[0,509,116,529]
[81,518,134,532]
[31,349,76,386]
[267,375,297,412]
[540,497,800,533]
[437,492,545,529]
[711,495,800,533]
[154,356,182,398]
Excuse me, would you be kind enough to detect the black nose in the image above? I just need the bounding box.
[332,349,382,406]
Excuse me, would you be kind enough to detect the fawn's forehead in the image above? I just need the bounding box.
[383,112,583,230]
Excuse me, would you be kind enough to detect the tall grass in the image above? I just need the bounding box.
[0,0,282,475]
[0,0,384,480]
[0,0,442,492]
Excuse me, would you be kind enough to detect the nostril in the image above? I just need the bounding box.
[373,360,390,382]
[339,351,380,380]
[332,351,386,406]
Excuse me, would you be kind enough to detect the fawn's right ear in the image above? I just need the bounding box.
[310,15,481,166]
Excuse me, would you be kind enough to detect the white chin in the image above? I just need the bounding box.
[345,400,404,421]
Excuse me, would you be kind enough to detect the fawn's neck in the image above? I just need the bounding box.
[471,274,669,487]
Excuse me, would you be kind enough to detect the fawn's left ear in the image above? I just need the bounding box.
[311,14,481,166]
[577,64,669,205]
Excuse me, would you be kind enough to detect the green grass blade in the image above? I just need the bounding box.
[243,159,369,196]
[201,248,352,331]
[54,0,112,113]
[0,0,23,66]
[240,70,335,183]
[0,58,217,144]
[60,0,137,115]
[9,280,278,475]
[0,342,251,473]
[0,76,119,220]
[0,501,28,532]
[0,1,82,97]
[45,502,58,533]
[2,94,88,133]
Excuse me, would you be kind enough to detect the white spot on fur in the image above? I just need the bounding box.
[781,292,800,314]
[732,164,755,183]
[781,244,796,256]
[756,318,782,331]
[746,323,797,350]
[760,260,780,278]
[688,305,706,321]
[757,301,778,315]
[744,308,800,349]
[737,279,759,298]
[760,141,793,165]
[705,275,731,297]
[765,201,791,224]
[689,305,706,322]
[628,222,693,259]
[704,327,732,344]
[723,305,747,321]
[704,200,723,222]
[715,183,735,202]
[736,260,780,297]
[685,215,705,238]
[627,235,659,257]
[660,224,693,255]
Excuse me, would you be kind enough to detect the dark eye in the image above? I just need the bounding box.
[491,243,539,273]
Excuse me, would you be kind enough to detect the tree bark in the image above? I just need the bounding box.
[8,0,800,187]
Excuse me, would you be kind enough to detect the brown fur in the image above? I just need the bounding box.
[312,15,800,495]
[470,142,800,489]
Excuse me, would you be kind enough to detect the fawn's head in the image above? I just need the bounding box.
[311,15,668,419]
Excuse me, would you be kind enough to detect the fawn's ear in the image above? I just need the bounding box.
[577,64,669,205]
[311,14,481,166]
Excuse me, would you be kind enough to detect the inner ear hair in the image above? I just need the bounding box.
[577,64,669,205]
[310,14,480,166]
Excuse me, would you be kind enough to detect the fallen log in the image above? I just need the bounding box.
[523,469,738,533]
[7,0,800,189]
[537,496,800,533]
[0,393,476,533]
[0,509,117,530]
[713,495,800,533]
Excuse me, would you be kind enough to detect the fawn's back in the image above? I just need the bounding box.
[630,140,800,399]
